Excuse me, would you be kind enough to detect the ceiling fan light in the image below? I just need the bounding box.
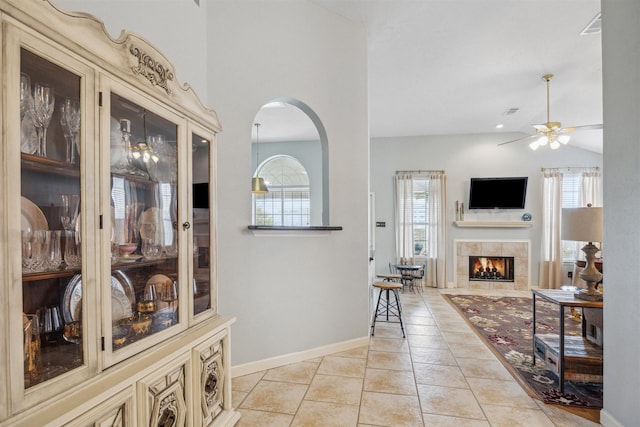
[550,141,561,150]
[558,135,570,144]
[529,141,540,151]
[538,136,549,146]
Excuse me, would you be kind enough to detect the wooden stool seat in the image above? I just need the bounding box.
[370,282,405,338]
[373,282,402,290]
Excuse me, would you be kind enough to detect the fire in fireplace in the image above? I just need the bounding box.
[469,256,514,282]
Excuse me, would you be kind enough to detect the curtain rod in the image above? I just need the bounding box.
[540,166,600,172]
[396,169,445,174]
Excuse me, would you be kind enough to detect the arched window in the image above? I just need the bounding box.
[253,155,310,226]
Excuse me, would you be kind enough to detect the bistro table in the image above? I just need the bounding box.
[395,264,422,291]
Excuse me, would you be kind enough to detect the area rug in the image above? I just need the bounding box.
[444,294,603,409]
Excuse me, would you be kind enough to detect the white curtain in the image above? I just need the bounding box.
[540,168,602,289]
[539,171,564,289]
[579,171,602,208]
[394,171,447,288]
[425,173,447,288]
[394,173,414,264]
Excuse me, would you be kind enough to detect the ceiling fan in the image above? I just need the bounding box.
[498,74,603,150]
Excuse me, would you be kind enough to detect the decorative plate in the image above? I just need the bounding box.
[63,270,135,323]
[21,196,49,238]
[139,207,163,241]
[145,274,175,312]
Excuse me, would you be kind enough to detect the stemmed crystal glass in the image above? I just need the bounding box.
[60,98,80,164]
[60,194,80,232]
[32,83,55,157]
[159,280,179,323]
[20,73,33,121]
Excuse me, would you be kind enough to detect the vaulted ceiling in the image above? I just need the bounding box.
[261,0,603,153]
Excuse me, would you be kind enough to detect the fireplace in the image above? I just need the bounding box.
[455,240,530,290]
[469,256,514,282]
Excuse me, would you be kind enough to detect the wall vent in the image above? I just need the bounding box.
[581,13,601,35]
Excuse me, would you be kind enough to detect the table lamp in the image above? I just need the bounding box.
[561,205,603,301]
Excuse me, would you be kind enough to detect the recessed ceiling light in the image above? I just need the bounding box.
[495,124,504,129]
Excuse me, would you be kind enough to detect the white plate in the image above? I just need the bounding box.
[63,270,135,323]
[21,196,49,237]
[20,111,38,154]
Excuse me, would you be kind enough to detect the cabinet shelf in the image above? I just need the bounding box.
[22,268,80,282]
[454,220,534,228]
[21,153,80,177]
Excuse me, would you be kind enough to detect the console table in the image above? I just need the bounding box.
[532,289,603,393]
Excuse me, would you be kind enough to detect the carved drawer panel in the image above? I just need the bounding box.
[193,332,228,427]
[138,356,190,427]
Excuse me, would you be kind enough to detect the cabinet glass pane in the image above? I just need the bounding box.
[192,133,211,316]
[109,93,179,350]
[20,48,84,388]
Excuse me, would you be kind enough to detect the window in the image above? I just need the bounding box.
[253,155,310,226]
[410,178,429,257]
[561,174,581,262]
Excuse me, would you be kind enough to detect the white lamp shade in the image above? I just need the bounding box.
[561,207,603,242]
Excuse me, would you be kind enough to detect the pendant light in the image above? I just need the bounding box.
[251,122,268,194]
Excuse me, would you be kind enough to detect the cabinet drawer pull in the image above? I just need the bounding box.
[182,221,191,231]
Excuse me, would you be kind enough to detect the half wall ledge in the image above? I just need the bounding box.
[454,221,534,228]
[248,225,343,237]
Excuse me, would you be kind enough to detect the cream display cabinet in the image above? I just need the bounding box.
[0,0,239,425]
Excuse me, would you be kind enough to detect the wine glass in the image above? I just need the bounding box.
[20,73,33,121]
[60,194,80,232]
[60,98,80,164]
[32,83,55,157]
[159,280,178,323]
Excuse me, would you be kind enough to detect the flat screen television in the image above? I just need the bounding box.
[192,182,209,209]
[468,177,528,210]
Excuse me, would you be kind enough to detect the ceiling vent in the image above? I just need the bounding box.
[581,13,601,35]
[503,107,519,116]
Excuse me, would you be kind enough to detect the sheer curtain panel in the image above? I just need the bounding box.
[539,171,564,288]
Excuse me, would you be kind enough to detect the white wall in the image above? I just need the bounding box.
[371,133,603,286]
[207,1,370,366]
[601,0,640,425]
[55,0,208,99]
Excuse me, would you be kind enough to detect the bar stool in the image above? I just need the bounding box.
[370,282,405,338]
[376,273,402,282]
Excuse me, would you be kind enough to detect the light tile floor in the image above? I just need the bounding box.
[232,288,601,426]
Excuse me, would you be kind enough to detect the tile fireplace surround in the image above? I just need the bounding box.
[454,240,530,290]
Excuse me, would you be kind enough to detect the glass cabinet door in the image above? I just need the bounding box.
[191,131,213,317]
[107,91,181,355]
[20,48,85,388]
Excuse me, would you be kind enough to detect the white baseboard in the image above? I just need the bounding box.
[600,409,625,427]
[231,336,370,378]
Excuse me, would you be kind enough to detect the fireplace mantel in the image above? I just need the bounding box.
[454,220,534,228]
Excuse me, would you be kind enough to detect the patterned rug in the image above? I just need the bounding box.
[444,294,603,408]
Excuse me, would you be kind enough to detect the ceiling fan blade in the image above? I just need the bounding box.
[532,124,550,132]
[570,124,603,131]
[497,134,538,146]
